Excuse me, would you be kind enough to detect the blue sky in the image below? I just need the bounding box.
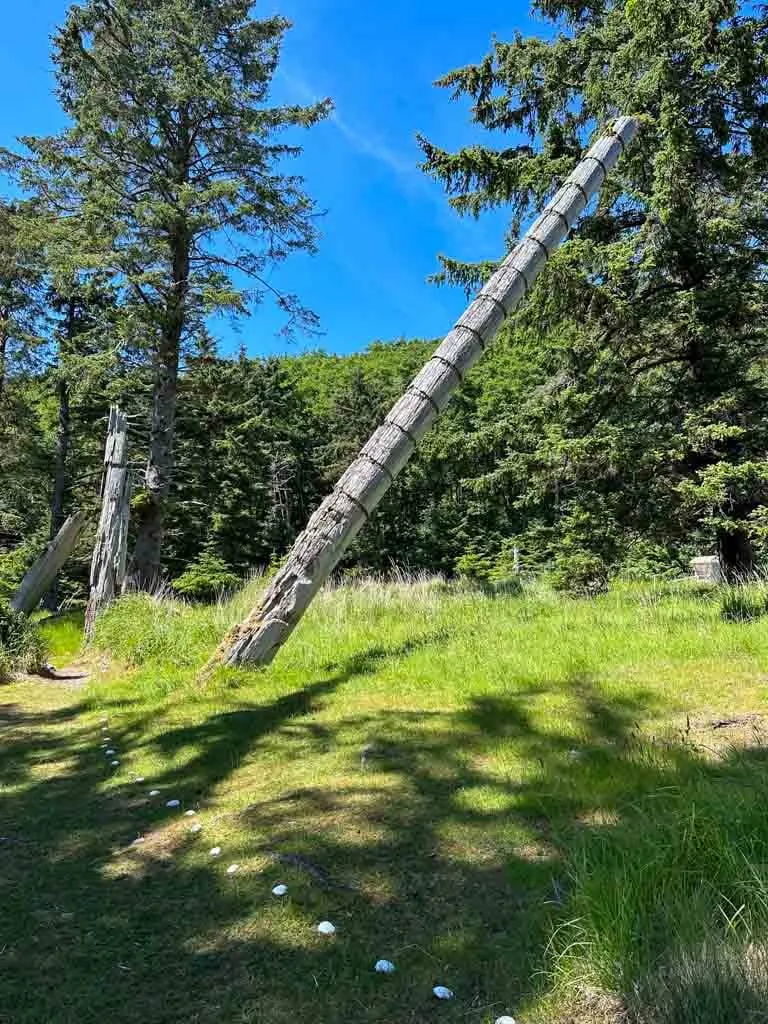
[0,0,549,356]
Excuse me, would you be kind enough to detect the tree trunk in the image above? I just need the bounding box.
[0,328,7,402]
[44,296,77,611]
[11,511,87,615]
[43,369,71,610]
[212,116,640,669]
[128,236,189,590]
[85,406,130,639]
[718,527,755,583]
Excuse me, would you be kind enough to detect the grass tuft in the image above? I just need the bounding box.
[0,601,47,678]
[720,583,768,622]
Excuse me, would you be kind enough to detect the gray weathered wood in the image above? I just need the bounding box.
[85,406,131,640]
[11,510,87,615]
[214,117,640,669]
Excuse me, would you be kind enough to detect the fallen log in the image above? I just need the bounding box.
[11,511,86,615]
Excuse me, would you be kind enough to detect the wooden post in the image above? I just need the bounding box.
[214,117,640,669]
[11,510,87,615]
[85,406,130,640]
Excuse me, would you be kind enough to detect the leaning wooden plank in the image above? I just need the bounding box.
[11,510,87,615]
[213,116,640,669]
[85,406,131,640]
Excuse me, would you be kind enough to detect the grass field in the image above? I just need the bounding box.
[3,578,768,1023]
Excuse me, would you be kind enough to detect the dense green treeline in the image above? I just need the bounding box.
[3,0,768,604]
[0,326,736,602]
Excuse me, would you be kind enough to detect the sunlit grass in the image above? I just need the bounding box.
[2,578,768,1022]
[37,609,85,665]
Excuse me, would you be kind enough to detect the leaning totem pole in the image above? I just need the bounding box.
[214,116,639,668]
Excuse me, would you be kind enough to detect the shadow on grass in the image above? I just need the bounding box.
[1,636,767,1023]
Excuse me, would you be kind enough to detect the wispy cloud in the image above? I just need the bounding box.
[279,67,424,184]
[329,110,419,180]
[277,66,505,263]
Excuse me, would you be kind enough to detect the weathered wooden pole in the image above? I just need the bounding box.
[85,406,131,640]
[11,510,87,615]
[214,116,639,669]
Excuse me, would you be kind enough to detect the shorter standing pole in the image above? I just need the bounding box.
[11,511,87,615]
[85,406,130,640]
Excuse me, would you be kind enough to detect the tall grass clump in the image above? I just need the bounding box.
[0,602,47,680]
[720,582,768,622]
[634,941,768,1024]
[93,594,222,670]
[551,747,768,1023]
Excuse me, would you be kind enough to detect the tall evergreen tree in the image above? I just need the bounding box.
[0,201,47,400]
[419,0,768,577]
[21,0,331,587]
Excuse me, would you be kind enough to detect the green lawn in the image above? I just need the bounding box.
[3,579,768,1023]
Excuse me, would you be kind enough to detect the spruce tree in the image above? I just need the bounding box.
[420,0,768,577]
[23,0,331,587]
[0,201,46,401]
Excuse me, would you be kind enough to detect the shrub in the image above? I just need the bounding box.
[454,551,495,587]
[549,551,609,597]
[488,540,523,594]
[455,549,523,595]
[172,553,240,602]
[0,602,47,677]
[619,539,686,580]
[0,544,35,603]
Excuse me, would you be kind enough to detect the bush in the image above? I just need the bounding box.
[720,585,768,623]
[454,551,494,587]
[549,551,609,597]
[488,540,524,593]
[619,539,686,580]
[172,553,240,602]
[455,548,523,595]
[0,544,34,603]
[0,602,47,678]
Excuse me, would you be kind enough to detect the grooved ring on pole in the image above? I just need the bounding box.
[530,234,550,259]
[335,486,370,519]
[569,180,591,205]
[474,293,507,321]
[360,451,395,483]
[385,418,418,446]
[455,322,487,351]
[432,354,464,383]
[550,206,571,232]
[509,264,531,295]
[586,154,609,178]
[408,386,441,415]
[610,129,626,152]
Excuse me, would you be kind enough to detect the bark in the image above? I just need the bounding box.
[718,527,756,582]
[0,327,7,402]
[85,406,130,639]
[128,234,189,590]
[213,117,640,669]
[11,511,87,615]
[43,360,72,611]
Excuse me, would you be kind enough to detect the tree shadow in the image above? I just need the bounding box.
[1,636,767,1023]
